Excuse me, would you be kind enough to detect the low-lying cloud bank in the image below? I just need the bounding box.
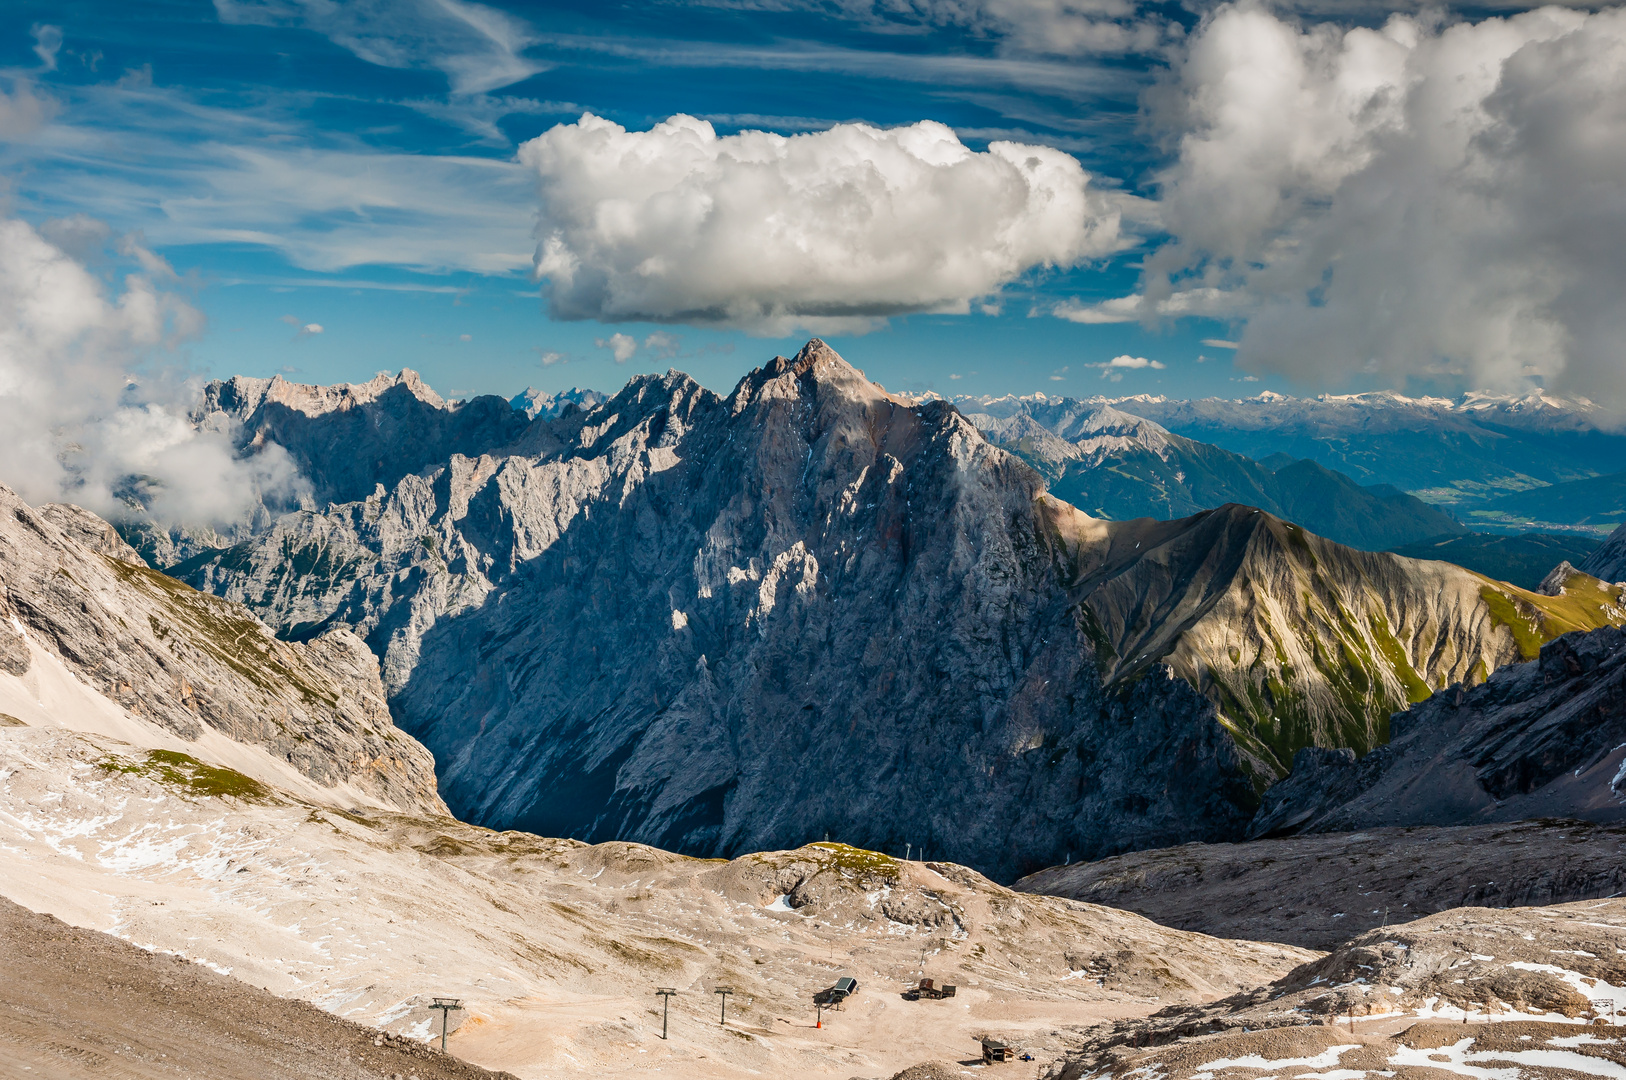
[1136,2,1626,403]
[521,113,1123,336]
[0,214,303,528]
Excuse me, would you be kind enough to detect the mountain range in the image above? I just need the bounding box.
[133,341,1626,881]
[967,390,1626,529]
[958,396,1462,550]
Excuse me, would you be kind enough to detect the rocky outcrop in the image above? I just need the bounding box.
[166,343,1626,877]
[173,343,1262,879]
[1052,898,1626,1080]
[1249,622,1626,838]
[0,485,445,814]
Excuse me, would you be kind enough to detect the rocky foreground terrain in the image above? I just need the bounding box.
[1,896,516,1080]
[160,343,1625,879]
[1016,819,1626,950]
[1050,899,1626,1079]
[0,719,1312,1079]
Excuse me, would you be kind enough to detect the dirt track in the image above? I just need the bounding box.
[0,896,515,1080]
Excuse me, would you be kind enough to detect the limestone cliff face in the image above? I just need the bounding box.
[120,370,534,568]
[195,369,533,513]
[0,485,446,815]
[167,343,1626,876]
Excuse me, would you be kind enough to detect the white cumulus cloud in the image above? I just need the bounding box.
[521,113,1121,335]
[1139,3,1626,408]
[1087,354,1165,376]
[596,332,637,362]
[0,216,304,527]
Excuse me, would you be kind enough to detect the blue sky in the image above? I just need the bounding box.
[1,0,1619,407]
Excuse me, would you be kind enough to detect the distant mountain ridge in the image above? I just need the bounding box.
[959,397,1463,550]
[1388,532,1604,591]
[509,386,607,421]
[157,343,1626,878]
[953,389,1626,525]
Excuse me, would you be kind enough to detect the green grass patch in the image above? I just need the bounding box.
[804,842,901,880]
[104,556,338,709]
[1367,610,1432,704]
[1475,572,1626,660]
[98,749,270,801]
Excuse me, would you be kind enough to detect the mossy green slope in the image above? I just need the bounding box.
[1040,499,1626,785]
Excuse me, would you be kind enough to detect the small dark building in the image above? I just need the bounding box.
[982,1038,1015,1063]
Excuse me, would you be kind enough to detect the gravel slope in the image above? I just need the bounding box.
[0,895,515,1080]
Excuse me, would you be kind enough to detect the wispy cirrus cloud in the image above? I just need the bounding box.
[0,80,535,275]
[212,0,545,94]
[684,0,1176,57]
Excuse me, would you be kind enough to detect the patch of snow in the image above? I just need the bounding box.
[1196,1045,1359,1071]
[1391,1036,1626,1079]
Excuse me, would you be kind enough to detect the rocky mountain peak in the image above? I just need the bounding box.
[726,337,895,417]
[199,368,449,424]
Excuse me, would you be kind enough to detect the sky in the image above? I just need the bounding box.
[0,0,1623,481]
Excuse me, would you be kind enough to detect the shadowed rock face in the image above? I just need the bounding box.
[0,485,446,814]
[1583,521,1626,582]
[1015,818,1626,950]
[1250,622,1626,838]
[163,343,1626,879]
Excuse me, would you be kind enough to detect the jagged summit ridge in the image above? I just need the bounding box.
[198,368,448,422]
